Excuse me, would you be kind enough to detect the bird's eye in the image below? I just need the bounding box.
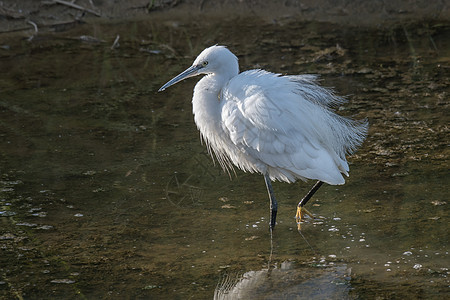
[202,61,208,67]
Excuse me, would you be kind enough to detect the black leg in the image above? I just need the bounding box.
[297,180,323,208]
[264,175,278,229]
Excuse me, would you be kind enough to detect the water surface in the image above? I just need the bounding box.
[0,18,448,299]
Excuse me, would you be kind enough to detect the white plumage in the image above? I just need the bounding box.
[159,45,368,229]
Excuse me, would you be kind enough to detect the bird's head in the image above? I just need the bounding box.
[158,45,239,92]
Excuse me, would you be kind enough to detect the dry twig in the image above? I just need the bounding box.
[51,0,101,17]
[111,35,120,50]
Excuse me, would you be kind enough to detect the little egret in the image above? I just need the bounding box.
[159,45,368,230]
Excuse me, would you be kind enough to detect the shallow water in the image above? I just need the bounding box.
[0,18,449,299]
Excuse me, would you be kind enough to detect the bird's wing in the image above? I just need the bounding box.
[220,70,351,184]
[285,74,347,107]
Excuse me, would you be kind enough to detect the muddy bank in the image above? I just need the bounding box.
[0,0,449,34]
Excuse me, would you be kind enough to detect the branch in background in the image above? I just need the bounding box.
[26,20,38,41]
[27,20,38,33]
[50,0,101,17]
[111,35,120,50]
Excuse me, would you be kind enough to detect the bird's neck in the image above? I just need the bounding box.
[192,73,233,140]
[193,71,236,105]
[203,71,236,92]
[192,74,223,119]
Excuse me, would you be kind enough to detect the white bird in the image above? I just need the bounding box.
[159,45,368,230]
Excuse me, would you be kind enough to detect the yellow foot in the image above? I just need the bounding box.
[295,206,314,230]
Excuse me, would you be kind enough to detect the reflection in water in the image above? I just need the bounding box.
[0,18,448,299]
[215,263,352,300]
